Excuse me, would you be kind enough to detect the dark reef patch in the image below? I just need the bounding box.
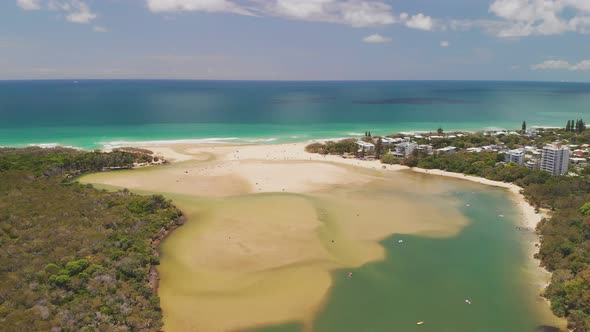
[352,97,477,105]
[270,97,336,105]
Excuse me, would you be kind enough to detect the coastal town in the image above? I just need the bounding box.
[338,121,588,177]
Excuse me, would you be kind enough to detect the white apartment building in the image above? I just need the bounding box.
[540,144,570,175]
[505,148,525,165]
[393,142,418,158]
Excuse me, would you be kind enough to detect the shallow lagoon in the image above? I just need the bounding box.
[81,160,563,332]
[249,188,560,332]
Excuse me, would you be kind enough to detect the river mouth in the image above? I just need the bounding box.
[79,145,564,332]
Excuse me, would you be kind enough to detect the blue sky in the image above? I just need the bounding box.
[1,0,590,81]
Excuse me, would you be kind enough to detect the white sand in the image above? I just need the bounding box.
[143,142,544,233]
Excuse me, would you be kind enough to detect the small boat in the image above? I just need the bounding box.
[417,321,424,325]
[498,214,504,218]
[466,204,471,207]
[398,239,404,243]
[465,299,472,304]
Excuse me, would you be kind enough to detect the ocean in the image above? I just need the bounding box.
[1,80,590,149]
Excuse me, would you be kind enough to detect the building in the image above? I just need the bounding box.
[392,142,418,158]
[481,144,505,152]
[525,158,540,171]
[356,140,375,153]
[540,144,570,175]
[573,149,585,157]
[416,144,433,155]
[436,146,457,154]
[505,148,525,165]
[570,157,588,166]
[381,137,404,146]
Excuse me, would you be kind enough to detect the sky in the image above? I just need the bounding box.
[1,0,590,81]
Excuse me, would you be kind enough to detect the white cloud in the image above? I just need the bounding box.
[532,60,571,70]
[17,0,42,10]
[362,34,390,43]
[64,1,97,23]
[93,25,108,32]
[17,0,97,24]
[440,40,449,47]
[570,59,590,71]
[146,0,252,15]
[532,59,590,71]
[402,13,434,31]
[255,0,397,27]
[147,0,449,28]
[488,0,590,37]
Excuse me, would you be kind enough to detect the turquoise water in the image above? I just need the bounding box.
[249,183,558,332]
[1,80,590,149]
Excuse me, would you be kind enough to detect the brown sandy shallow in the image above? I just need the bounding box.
[80,142,564,331]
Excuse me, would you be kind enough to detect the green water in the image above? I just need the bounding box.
[250,187,557,332]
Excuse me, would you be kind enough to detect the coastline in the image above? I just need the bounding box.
[80,140,562,331]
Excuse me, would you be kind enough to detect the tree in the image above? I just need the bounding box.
[576,119,586,134]
[567,120,572,132]
[375,138,383,159]
[580,202,590,216]
[437,127,444,135]
[522,121,527,133]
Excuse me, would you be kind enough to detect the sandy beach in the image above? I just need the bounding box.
[81,141,559,331]
[149,141,544,231]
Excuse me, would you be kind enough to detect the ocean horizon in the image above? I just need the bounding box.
[2,80,589,149]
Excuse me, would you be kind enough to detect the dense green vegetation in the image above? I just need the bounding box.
[0,147,157,177]
[304,139,358,155]
[0,148,182,331]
